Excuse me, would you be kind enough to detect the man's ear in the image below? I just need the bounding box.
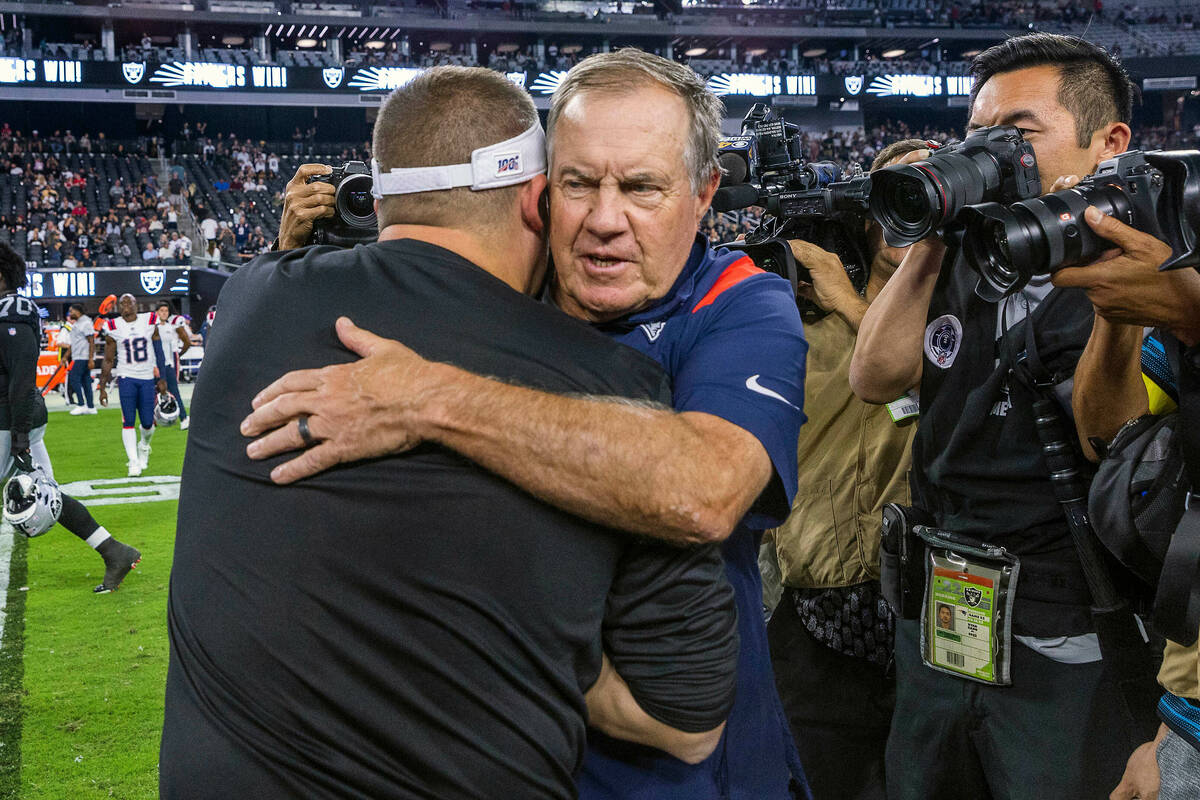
[1095,121,1132,163]
[519,174,549,236]
[694,167,721,223]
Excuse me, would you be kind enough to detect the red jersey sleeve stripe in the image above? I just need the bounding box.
[690,257,764,313]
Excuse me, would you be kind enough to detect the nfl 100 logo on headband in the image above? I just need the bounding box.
[371,122,547,196]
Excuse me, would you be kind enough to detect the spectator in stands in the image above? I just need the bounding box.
[141,243,158,263]
[199,214,218,246]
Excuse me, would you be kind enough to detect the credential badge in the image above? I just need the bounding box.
[924,314,963,369]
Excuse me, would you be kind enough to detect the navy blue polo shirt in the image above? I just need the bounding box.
[574,235,812,800]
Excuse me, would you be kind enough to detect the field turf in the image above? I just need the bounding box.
[0,405,188,799]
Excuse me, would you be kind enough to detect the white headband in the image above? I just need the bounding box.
[371,122,547,197]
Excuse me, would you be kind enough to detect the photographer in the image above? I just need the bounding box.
[764,137,929,800]
[1052,212,1200,799]
[851,33,1154,798]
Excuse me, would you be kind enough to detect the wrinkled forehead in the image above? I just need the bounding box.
[550,86,689,175]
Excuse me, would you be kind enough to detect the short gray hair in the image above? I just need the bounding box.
[547,49,723,193]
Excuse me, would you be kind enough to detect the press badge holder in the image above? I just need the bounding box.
[914,525,1020,686]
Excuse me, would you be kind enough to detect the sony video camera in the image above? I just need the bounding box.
[959,149,1200,300]
[868,125,1041,247]
[713,104,874,318]
[305,160,378,247]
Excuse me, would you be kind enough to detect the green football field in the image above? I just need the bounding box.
[0,404,189,800]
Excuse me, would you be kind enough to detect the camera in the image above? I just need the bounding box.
[869,125,1041,247]
[960,149,1200,300]
[305,161,378,247]
[712,104,874,318]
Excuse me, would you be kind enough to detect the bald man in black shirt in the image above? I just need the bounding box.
[160,67,737,799]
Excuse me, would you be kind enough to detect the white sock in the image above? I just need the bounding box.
[139,425,154,445]
[121,427,137,463]
[86,527,112,549]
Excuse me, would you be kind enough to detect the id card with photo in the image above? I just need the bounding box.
[927,554,1003,683]
[913,526,1020,687]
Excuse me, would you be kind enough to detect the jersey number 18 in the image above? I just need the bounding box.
[123,338,149,364]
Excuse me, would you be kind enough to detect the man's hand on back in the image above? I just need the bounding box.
[242,317,443,483]
[276,164,337,251]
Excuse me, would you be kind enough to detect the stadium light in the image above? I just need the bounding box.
[365,41,387,49]
[962,49,981,57]
[221,35,245,46]
[882,49,906,58]
[297,39,318,48]
[745,48,768,57]
[802,48,826,57]
[685,46,708,57]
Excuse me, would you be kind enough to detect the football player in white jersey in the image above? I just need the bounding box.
[98,294,169,477]
[155,302,192,430]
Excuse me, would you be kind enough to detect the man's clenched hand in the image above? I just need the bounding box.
[241,317,449,483]
[277,164,337,251]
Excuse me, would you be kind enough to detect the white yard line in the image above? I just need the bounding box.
[0,528,14,648]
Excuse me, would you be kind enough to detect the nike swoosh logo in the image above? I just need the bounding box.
[745,374,799,410]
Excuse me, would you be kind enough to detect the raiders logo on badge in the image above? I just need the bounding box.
[964,586,983,607]
[924,314,963,369]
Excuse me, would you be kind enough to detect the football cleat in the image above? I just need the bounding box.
[3,470,63,538]
[180,417,190,431]
[154,394,180,427]
[126,460,142,478]
[94,542,141,593]
[137,441,151,470]
[69,406,88,416]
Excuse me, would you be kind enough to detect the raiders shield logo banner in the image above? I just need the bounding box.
[139,270,166,294]
[844,76,864,95]
[322,67,344,89]
[123,62,146,84]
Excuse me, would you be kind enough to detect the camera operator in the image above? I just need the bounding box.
[851,33,1154,798]
[763,137,929,800]
[1052,211,1200,799]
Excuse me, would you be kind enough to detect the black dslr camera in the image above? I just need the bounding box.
[960,149,1200,300]
[713,104,874,318]
[869,125,1041,247]
[305,160,378,247]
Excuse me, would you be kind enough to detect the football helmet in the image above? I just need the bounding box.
[154,393,180,427]
[3,469,63,538]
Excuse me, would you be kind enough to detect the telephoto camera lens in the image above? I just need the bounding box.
[958,152,1182,301]
[868,125,1040,246]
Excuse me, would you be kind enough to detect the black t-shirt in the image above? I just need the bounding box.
[912,261,1097,635]
[0,293,48,434]
[162,240,738,800]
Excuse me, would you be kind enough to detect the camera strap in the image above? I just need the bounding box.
[370,122,547,197]
[1009,310,1160,739]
